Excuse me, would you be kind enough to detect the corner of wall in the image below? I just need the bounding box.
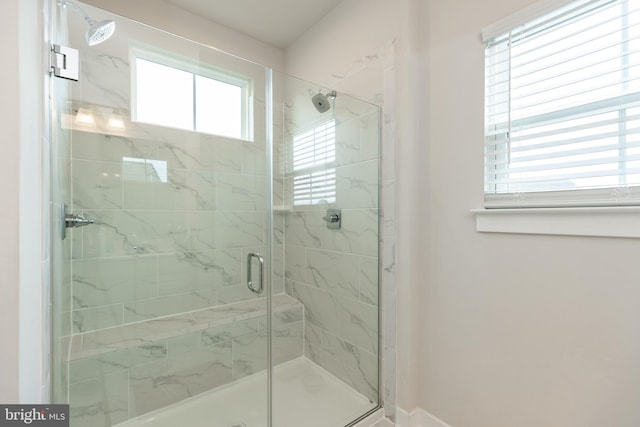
[0,0,21,403]
[18,0,48,404]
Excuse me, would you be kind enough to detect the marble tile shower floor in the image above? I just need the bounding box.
[115,357,374,427]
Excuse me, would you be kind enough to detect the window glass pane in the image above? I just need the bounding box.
[484,0,640,205]
[195,75,243,139]
[135,58,193,130]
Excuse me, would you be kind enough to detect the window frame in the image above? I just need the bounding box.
[483,0,640,209]
[476,0,640,238]
[130,47,253,141]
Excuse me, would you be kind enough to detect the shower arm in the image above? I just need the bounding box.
[61,0,97,25]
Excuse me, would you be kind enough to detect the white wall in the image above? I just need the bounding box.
[0,0,46,404]
[82,0,285,71]
[0,0,22,403]
[425,1,640,426]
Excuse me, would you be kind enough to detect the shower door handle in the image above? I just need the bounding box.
[247,252,264,294]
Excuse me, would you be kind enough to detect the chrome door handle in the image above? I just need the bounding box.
[247,252,264,294]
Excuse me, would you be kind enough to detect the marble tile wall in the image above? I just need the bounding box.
[279,92,381,403]
[67,25,274,332]
[59,7,387,426]
[63,23,298,426]
[323,41,397,423]
[69,128,275,333]
[67,297,303,426]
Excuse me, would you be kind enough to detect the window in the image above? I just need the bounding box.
[131,49,251,140]
[484,0,640,208]
[290,119,336,206]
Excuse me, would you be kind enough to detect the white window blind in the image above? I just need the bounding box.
[484,0,640,208]
[290,120,336,206]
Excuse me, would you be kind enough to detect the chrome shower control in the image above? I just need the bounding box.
[322,208,341,229]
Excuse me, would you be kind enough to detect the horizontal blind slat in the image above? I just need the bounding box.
[484,0,640,204]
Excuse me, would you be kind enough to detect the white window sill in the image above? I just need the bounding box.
[472,206,640,238]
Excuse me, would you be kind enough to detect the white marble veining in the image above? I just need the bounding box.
[360,256,380,306]
[72,256,158,309]
[336,160,379,209]
[340,297,379,355]
[278,66,383,406]
[79,209,190,258]
[321,330,378,403]
[291,280,341,335]
[157,133,242,173]
[285,209,378,257]
[69,370,129,427]
[157,249,241,295]
[62,7,393,424]
[188,211,264,251]
[68,294,304,425]
[74,294,300,358]
[306,248,361,299]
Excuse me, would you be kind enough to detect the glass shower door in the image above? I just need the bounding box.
[50,2,272,426]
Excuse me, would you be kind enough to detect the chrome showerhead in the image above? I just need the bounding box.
[311,90,337,113]
[85,18,116,46]
[62,0,116,46]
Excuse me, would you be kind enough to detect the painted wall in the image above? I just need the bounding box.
[0,0,22,403]
[0,0,47,404]
[425,1,640,426]
[82,0,285,72]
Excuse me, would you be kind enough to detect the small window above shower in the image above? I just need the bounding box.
[130,48,253,141]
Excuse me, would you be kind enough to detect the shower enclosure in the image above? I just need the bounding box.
[50,2,381,427]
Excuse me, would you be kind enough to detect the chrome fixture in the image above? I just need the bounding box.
[61,203,94,240]
[61,0,116,46]
[322,208,341,229]
[247,252,265,294]
[50,44,79,81]
[311,90,337,113]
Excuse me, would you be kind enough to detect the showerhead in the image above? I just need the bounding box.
[85,18,116,46]
[62,0,116,46]
[311,91,337,113]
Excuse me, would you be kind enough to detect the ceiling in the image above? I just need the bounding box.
[165,0,343,48]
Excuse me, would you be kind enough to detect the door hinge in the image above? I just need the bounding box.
[50,44,79,81]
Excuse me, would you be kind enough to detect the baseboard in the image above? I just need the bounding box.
[396,407,452,427]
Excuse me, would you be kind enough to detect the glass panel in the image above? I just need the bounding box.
[50,2,271,426]
[134,58,194,130]
[195,75,243,138]
[272,71,381,427]
[51,3,381,427]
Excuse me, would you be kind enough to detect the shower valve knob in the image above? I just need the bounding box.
[322,214,340,223]
[322,209,341,229]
